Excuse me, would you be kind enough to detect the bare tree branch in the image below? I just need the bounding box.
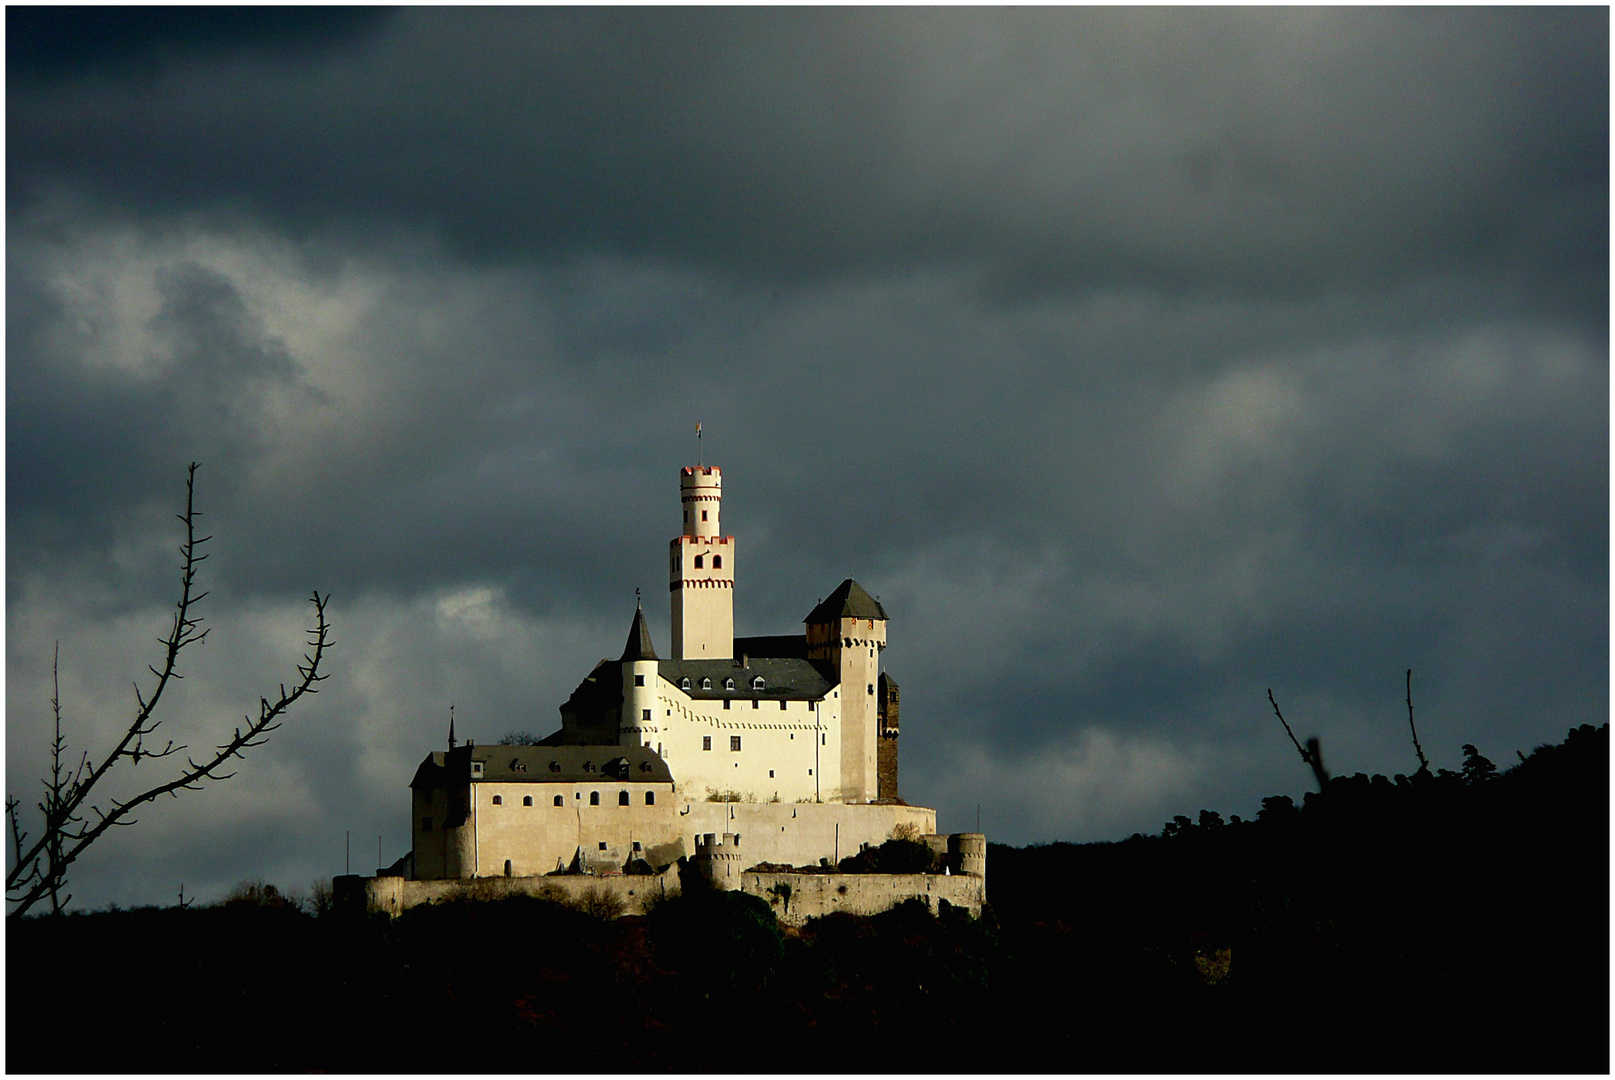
[1267,688,1329,790]
[6,464,332,917]
[1405,668,1431,776]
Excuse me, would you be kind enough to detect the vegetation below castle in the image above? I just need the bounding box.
[7,725,1606,1073]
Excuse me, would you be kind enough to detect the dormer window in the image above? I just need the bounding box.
[751,676,765,691]
[583,761,594,772]
[701,677,712,691]
[548,760,560,772]
[470,762,484,778]
[724,678,735,691]
[681,677,692,690]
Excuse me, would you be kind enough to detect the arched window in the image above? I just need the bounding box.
[491,795,503,805]
[523,796,533,807]
[694,554,704,568]
[618,790,630,805]
[504,859,513,877]
[589,791,600,805]
[553,795,563,807]
[713,555,722,569]
[645,791,655,805]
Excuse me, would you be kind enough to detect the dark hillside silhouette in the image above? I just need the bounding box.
[8,724,1605,1073]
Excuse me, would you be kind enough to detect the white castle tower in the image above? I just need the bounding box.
[618,599,659,748]
[806,580,888,804]
[670,465,735,659]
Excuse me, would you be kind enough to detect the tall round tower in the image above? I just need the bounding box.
[670,466,735,659]
[619,602,660,747]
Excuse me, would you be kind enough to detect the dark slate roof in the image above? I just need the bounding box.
[657,655,835,701]
[620,604,658,661]
[804,578,887,624]
[478,743,672,784]
[410,750,449,789]
[558,657,623,732]
[733,634,808,660]
[412,744,673,786]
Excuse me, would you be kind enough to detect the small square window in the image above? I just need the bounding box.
[769,769,774,778]
[752,700,759,710]
[703,736,712,751]
[635,674,645,686]
[701,509,708,521]
[599,841,608,851]
[780,700,788,711]
[723,699,731,710]
[641,708,651,721]
[731,736,742,752]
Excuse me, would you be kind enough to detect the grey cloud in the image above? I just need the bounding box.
[5,10,1604,909]
[8,9,1605,304]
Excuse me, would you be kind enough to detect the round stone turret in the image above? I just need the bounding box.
[680,466,722,538]
[693,831,743,890]
[950,833,987,877]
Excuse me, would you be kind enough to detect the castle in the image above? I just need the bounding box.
[350,463,984,922]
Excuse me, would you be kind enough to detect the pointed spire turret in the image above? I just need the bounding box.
[447,705,457,750]
[621,595,658,661]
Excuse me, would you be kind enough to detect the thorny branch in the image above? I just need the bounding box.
[6,464,332,918]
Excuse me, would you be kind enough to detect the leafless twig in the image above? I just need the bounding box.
[6,464,332,917]
[1268,688,1330,790]
[1405,668,1430,776]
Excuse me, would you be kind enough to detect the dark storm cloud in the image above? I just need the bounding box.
[6,9,1605,908]
[8,9,1605,304]
[8,244,315,597]
[6,6,392,86]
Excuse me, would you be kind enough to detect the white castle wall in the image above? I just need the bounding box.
[653,682,845,803]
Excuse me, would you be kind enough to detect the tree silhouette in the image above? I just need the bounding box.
[5,464,332,917]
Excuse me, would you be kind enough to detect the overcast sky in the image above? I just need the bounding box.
[7,8,1607,910]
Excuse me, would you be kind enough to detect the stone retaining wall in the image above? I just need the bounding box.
[743,870,985,926]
